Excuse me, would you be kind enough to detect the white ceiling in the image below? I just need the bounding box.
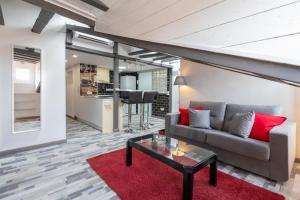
[3,0,300,66]
[92,0,300,65]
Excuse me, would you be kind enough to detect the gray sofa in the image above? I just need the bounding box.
[165,101,296,182]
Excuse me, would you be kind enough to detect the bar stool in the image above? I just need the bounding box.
[121,91,143,133]
[141,91,158,129]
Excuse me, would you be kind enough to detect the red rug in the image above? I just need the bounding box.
[87,149,284,200]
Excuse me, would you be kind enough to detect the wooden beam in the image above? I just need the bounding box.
[139,53,164,58]
[67,25,300,86]
[66,44,114,58]
[0,4,4,25]
[128,49,150,56]
[22,0,95,27]
[14,48,40,58]
[80,0,109,12]
[14,55,40,62]
[14,57,40,64]
[153,55,173,61]
[161,57,180,62]
[66,29,74,45]
[32,9,55,33]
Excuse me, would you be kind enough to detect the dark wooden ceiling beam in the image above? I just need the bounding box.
[22,0,95,27]
[153,55,173,61]
[139,53,164,58]
[14,57,40,63]
[0,4,4,25]
[67,25,300,86]
[80,0,109,12]
[32,9,55,33]
[14,54,40,61]
[14,48,40,58]
[66,29,74,45]
[161,57,180,62]
[128,49,150,56]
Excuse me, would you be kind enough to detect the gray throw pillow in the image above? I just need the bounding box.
[189,109,211,129]
[228,112,255,138]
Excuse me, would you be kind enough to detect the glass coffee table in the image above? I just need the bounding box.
[126,134,217,200]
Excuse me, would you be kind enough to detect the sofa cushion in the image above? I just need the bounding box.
[189,101,226,130]
[223,104,281,132]
[206,130,270,161]
[170,124,207,143]
[228,112,255,138]
[178,107,203,126]
[249,113,287,142]
[189,109,211,129]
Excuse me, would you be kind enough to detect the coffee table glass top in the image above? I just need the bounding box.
[129,134,216,167]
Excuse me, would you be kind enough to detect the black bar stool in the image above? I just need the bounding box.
[141,91,158,129]
[121,91,143,132]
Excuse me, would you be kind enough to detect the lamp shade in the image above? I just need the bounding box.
[174,76,187,85]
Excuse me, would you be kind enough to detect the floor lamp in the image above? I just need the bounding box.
[174,76,187,108]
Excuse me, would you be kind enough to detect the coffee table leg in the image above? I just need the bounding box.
[182,172,193,200]
[209,159,217,186]
[126,141,132,166]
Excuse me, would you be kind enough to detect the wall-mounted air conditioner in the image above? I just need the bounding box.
[74,32,114,47]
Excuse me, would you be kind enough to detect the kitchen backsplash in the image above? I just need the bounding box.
[97,83,114,95]
[151,68,171,117]
[152,94,169,118]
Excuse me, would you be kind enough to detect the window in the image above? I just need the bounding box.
[15,68,30,82]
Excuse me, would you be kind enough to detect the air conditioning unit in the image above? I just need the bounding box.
[74,32,114,47]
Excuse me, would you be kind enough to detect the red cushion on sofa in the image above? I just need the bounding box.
[178,107,203,126]
[249,113,287,142]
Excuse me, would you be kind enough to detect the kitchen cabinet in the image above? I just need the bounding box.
[96,67,110,83]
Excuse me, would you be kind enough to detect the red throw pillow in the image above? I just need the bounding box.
[249,112,287,142]
[178,107,203,126]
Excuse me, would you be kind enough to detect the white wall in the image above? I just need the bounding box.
[0,0,66,152]
[180,60,300,158]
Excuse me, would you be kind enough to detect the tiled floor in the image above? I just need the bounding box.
[14,118,41,133]
[0,117,299,200]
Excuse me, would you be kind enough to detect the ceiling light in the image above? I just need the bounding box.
[72,54,78,58]
[119,66,126,69]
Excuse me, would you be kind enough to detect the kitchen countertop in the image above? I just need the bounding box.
[116,89,169,95]
[115,88,158,92]
[82,95,113,99]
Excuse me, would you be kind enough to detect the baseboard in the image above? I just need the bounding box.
[0,139,67,157]
[295,158,300,163]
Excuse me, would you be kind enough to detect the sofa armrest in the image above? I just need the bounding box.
[269,120,296,181]
[165,112,180,136]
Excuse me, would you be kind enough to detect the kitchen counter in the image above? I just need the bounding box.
[115,88,168,95]
[83,95,113,98]
[75,97,122,133]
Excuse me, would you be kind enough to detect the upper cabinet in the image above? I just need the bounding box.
[96,67,110,83]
